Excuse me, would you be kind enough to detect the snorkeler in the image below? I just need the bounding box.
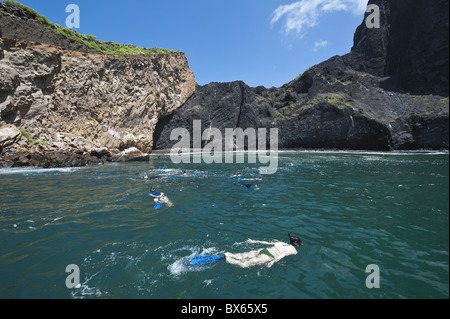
[191,234,302,268]
[225,234,301,268]
[149,188,164,200]
[229,171,262,182]
[234,182,259,190]
[231,171,241,178]
[148,187,173,209]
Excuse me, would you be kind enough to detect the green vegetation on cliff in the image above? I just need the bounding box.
[1,0,178,55]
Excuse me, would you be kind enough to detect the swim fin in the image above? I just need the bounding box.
[190,255,226,265]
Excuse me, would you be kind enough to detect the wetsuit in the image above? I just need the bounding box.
[259,243,297,259]
[149,191,162,197]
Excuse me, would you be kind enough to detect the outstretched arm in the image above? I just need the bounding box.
[246,239,278,245]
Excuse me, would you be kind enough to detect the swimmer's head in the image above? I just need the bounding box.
[289,234,302,247]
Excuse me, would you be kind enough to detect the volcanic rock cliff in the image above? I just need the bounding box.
[0,2,196,168]
[154,0,449,152]
[0,0,448,170]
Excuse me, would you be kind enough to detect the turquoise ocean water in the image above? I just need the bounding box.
[0,151,448,299]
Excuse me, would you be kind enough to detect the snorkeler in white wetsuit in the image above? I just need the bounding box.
[224,234,302,268]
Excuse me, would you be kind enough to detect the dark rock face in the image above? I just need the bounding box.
[154,80,394,151]
[153,0,448,151]
[352,0,449,96]
[277,102,391,151]
[153,82,276,150]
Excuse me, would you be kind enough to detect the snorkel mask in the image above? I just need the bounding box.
[289,233,302,247]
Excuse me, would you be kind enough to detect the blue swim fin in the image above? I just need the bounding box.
[190,255,226,265]
[154,202,162,210]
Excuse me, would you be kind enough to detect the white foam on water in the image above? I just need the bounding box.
[166,245,219,277]
[168,258,189,277]
[72,274,107,299]
[0,166,84,175]
[277,150,449,156]
[44,216,63,226]
[204,279,213,286]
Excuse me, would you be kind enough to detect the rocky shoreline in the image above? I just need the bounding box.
[1,121,447,169]
[0,123,149,168]
[0,149,150,169]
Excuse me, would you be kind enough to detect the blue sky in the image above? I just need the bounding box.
[15,0,368,88]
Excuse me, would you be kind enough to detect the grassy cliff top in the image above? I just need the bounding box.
[1,0,179,56]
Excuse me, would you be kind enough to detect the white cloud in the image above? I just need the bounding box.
[314,40,329,51]
[271,0,368,39]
